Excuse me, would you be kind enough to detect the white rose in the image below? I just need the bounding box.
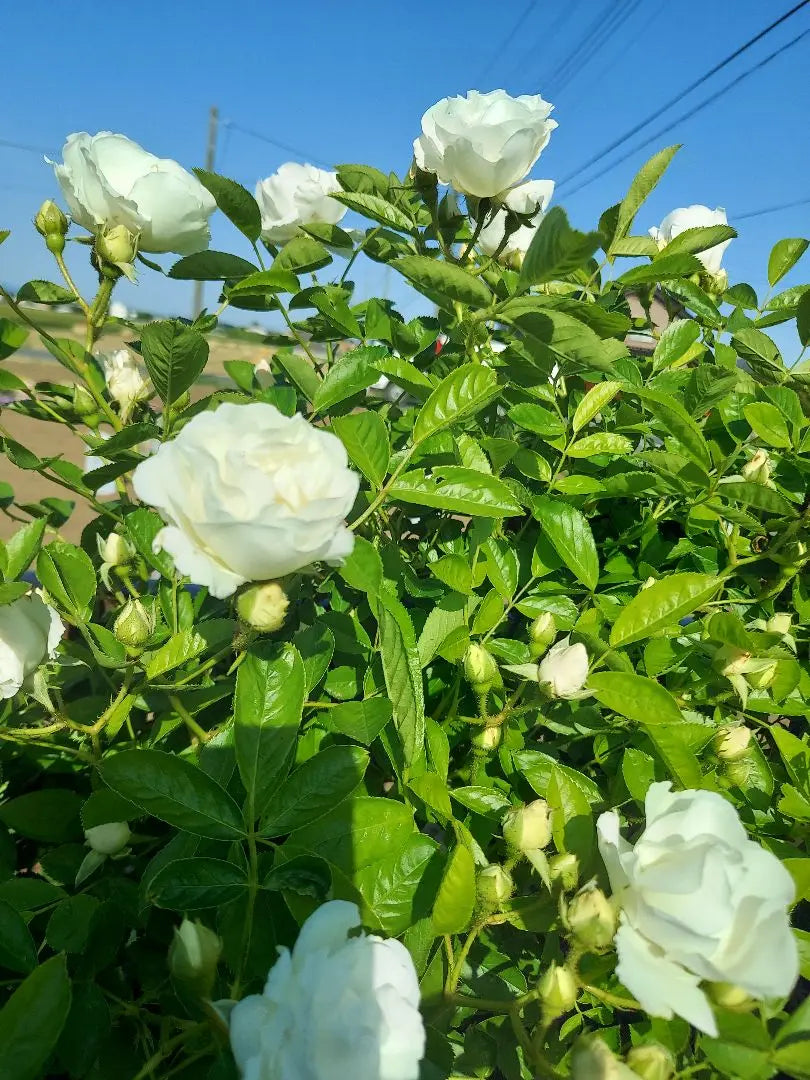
[102,348,149,419]
[132,402,359,599]
[0,592,65,699]
[229,900,425,1080]
[255,162,347,245]
[538,636,589,699]
[478,179,555,258]
[598,782,798,1037]
[413,89,557,198]
[649,205,730,275]
[52,132,216,254]
[84,821,131,856]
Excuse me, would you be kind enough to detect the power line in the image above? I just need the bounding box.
[555,0,810,189]
[473,1,537,85]
[559,26,810,199]
[224,120,332,169]
[736,195,810,221]
[567,0,665,107]
[545,0,615,95]
[516,0,583,86]
[0,137,55,157]
[554,0,643,97]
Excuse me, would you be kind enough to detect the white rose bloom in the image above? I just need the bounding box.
[229,900,425,1080]
[649,205,731,275]
[132,402,359,599]
[84,821,131,856]
[479,179,555,258]
[0,592,65,699]
[538,636,589,699]
[102,348,149,419]
[255,162,347,245]
[598,782,798,1037]
[414,89,557,198]
[52,132,216,255]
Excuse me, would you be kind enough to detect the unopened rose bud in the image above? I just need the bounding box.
[476,864,513,908]
[566,884,617,951]
[72,383,99,418]
[767,612,792,636]
[528,612,556,659]
[169,917,222,997]
[96,224,138,277]
[707,981,755,1011]
[714,725,752,761]
[471,724,502,752]
[741,449,773,487]
[745,659,778,690]
[549,852,579,891]
[113,598,153,648]
[35,200,69,255]
[572,1037,637,1080]
[237,581,289,633]
[502,800,551,853]
[538,963,578,1019]
[626,1043,676,1080]
[716,646,752,678]
[97,532,133,568]
[538,637,589,699]
[84,821,130,856]
[464,644,499,692]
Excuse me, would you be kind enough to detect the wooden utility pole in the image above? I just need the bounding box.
[192,105,218,318]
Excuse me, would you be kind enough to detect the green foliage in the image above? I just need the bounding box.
[0,119,809,1080]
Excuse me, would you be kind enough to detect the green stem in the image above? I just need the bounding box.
[130,1024,207,1080]
[349,446,417,530]
[53,252,91,316]
[581,983,642,1011]
[232,824,260,999]
[277,300,325,376]
[450,989,539,1014]
[168,695,213,744]
[445,921,485,995]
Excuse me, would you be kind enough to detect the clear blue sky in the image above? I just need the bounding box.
[1,0,808,356]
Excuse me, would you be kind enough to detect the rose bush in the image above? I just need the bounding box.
[0,85,809,1080]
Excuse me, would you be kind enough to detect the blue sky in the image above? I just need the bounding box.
[1,0,808,357]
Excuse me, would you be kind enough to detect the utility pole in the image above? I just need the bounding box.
[192,105,218,318]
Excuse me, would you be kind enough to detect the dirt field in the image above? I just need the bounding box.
[0,311,272,541]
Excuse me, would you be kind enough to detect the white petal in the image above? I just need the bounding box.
[154,526,245,599]
[293,899,361,960]
[615,919,718,1036]
[597,810,633,893]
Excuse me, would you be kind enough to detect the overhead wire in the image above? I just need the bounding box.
[559,26,810,199]
[566,0,666,107]
[544,0,615,95]
[222,120,332,169]
[0,137,55,157]
[554,0,643,97]
[514,0,583,87]
[473,0,537,86]
[735,196,810,221]
[555,0,810,189]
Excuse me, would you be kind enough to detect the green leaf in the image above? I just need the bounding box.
[652,319,702,372]
[532,495,599,591]
[125,508,174,576]
[312,345,389,412]
[701,1010,775,1080]
[432,845,475,934]
[394,255,492,309]
[293,623,334,694]
[332,410,390,487]
[99,749,245,839]
[45,895,99,953]
[660,223,737,258]
[589,671,683,725]
[353,833,438,935]
[408,773,452,817]
[16,280,76,304]
[261,746,369,836]
[36,541,95,620]
[519,207,602,287]
[147,858,248,910]
[610,573,722,647]
[377,590,425,769]
[618,253,704,286]
[768,238,809,287]
[567,433,633,457]
[431,555,472,594]
[797,290,810,347]
[717,479,798,517]
[234,643,305,820]
[743,401,792,448]
[732,328,783,375]
[0,955,71,1080]
[324,699,393,745]
[194,169,262,242]
[140,319,209,405]
[227,267,300,297]
[390,468,521,517]
[331,191,414,232]
[413,363,498,444]
[637,388,712,470]
[547,767,594,861]
[0,790,81,843]
[611,145,680,249]
[168,251,258,280]
[274,347,321,401]
[572,380,623,433]
[338,536,383,597]
[4,518,46,580]
[508,403,565,439]
[0,317,28,360]
[0,899,37,973]
[273,236,332,274]
[664,279,722,327]
[451,786,513,818]
[143,629,206,679]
